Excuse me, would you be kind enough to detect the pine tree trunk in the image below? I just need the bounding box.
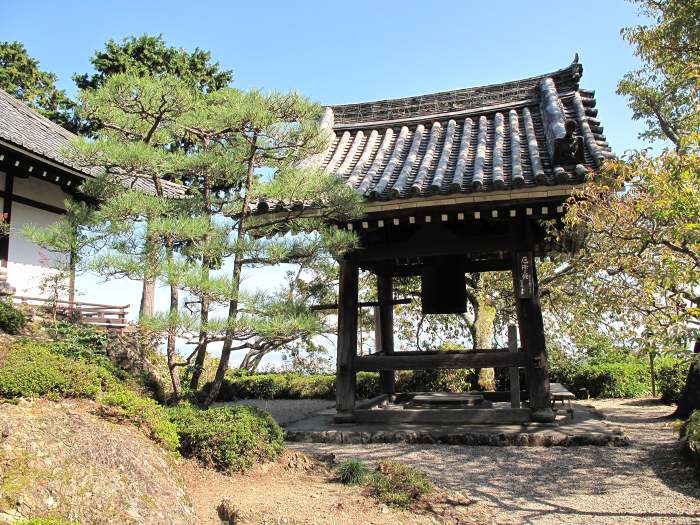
[239,349,263,371]
[189,167,212,391]
[673,339,700,419]
[205,256,243,405]
[189,288,210,390]
[165,242,182,399]
[139,277,156,318]
[68,246,77,317]
[167,279,182,399]
[139,223,158,318]
[204,135,257,406]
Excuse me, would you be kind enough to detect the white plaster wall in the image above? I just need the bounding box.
[2,171,70,297]
[13,175,69,208]
[7,202,65,296]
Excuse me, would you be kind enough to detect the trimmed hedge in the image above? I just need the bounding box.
[551,360,651,399]
[168,403,284,473]
[206,369,481,402]
[207,357,689,403]
[551,355,690,401]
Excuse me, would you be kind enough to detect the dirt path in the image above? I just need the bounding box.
[179,451,496,524]
[288,399,700,524]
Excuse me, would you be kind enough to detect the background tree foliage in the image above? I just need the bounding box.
[558,0,700,416]
[617,0,699,148]
[0,41,74,129]
[73,34,233,93]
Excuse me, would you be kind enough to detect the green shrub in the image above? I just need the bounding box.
[168,403,284,473]
[210,372,337,401]
[287,374,336,398]
[336,458,369,484]
[0,341,177,454]
[208,368,481,402]
[0,341,114,399]
[356,372,381,398]
[47,322,114,363]
[100,388,179,452]
[656,358,688,403]
[682,409,700,450]
[0,300,27,335]
[366,461,433,510]
[401,368,475,393]
[681,409,700,475]
[551,358,651,399]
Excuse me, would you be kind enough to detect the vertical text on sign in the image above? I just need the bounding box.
[516,252,534,299]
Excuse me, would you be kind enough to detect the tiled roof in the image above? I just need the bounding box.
[0,88,186,199]
[272,56,613,211]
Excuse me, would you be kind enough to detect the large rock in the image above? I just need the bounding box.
[0,399,194,525]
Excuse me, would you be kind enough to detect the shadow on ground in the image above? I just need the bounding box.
[290,399,700,524]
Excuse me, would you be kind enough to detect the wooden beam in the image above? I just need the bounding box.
[355,351,527,371]
[336,258,358,413]
[0,191,66,215]
[356,234,511,262]
[377,272,395,395]
[385,348,511,356]
[311,298,411,311]
[363,258,512,277]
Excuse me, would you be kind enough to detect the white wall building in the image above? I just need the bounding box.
[0,88,183,300]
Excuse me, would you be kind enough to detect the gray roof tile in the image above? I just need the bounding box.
[0,88,186,199]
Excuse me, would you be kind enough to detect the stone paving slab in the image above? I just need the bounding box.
[284,402,628,447]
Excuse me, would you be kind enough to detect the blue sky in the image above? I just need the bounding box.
[2,0,650,365]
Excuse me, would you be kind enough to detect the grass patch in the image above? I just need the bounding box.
[367,461,434,509]
[168,403,284,473]
[15,519,80,525]
[336,458,370,484]
[335,459,433,509]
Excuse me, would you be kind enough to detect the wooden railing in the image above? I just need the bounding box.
[12,295,130,331]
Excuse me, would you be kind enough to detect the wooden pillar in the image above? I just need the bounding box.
[376,271,395,395]
[508,324,521,408]
[0,172,14,268]
[336,257,359,415]
[509,218,554,422]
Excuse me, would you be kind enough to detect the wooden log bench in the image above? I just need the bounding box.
[550,382,576,418]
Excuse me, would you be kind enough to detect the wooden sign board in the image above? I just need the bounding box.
[516,252,534,299]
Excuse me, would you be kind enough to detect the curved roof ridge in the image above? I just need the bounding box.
[330,56,582,126]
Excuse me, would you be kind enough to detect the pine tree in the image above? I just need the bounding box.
[69,73,200,397]
[66,74,361,401]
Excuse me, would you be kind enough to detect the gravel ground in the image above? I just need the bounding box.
[288,398,700,524]
[215,398,334,426]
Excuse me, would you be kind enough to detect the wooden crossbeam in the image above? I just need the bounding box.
[311,298,411,311]
[354,351,527,371]
[356,234,511,262]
